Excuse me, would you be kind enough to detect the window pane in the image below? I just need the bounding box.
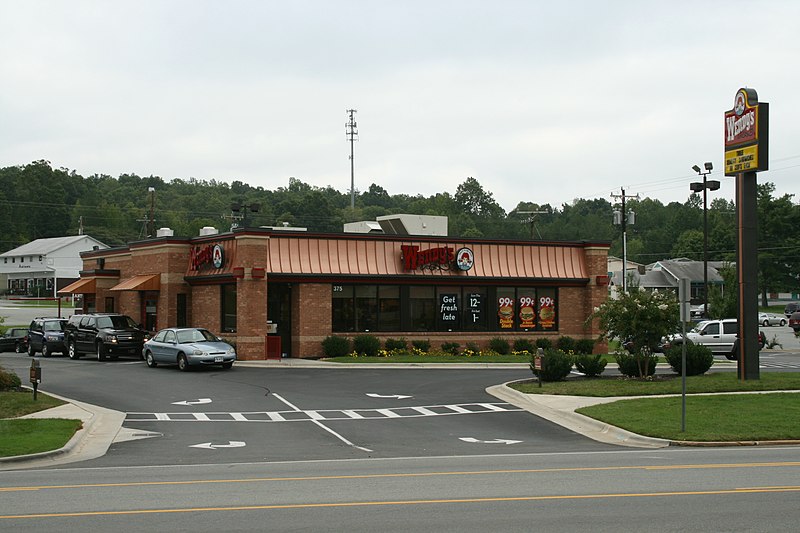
[409,286,435,332]
[332,285,354,332]
[355,285,377,332]
[437,288,461,331]
[378,286,401,331]
[517,288,537,331]
[538,288,558,331]
[221,284,237,332]
[497,287,515,330]
[463,287,488,331]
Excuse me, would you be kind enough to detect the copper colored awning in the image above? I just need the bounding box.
[58,277,96,295]
[110,274,160,291]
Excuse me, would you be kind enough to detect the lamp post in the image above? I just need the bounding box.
[690,162,720,319]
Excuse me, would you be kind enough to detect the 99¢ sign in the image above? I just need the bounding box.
[498,297,515,329]
[539,296,556,329]
[518,297,536,328]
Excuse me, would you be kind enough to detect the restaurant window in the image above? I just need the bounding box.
[354,285,377,332]
[437,287,461,331]
[496,287,516,330]
[105,297,115,313]
[332,285,355,332]
[378,285,401,331]
[517,288,537,331]
[221,284,237,332]
[409,286,436,332]
[537,288,558,331]
[463,286,488,331]
[177,293,188,327]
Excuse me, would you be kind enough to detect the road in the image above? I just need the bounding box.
[1,351,799,530]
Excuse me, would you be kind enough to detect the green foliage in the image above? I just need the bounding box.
[555,336,576,353]
[412,339,431,352]
[574,354,607,377]
[664,344,714,376]
[575,338,595,355]
[614,352,657,378]
[535,337,553,350]
[321,336,350,358]
[353,335,381,357]
[0,367,21,391]
[384,338,408,352]
[707,264,737,319]
[488,337,511,355]
[530,348,574,382]
[465,342,480,353]
[513,338,536,353]
[441,342,460,355]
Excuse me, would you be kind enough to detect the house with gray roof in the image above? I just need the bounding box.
[632,258,729,303]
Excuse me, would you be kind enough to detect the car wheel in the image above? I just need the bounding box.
[97,342,107,361]
[145,351,157,368]
[780,320,786,327]
[221,362,233,370]
[762,320,769,327]
[177,354,189,372]
[68,341,81,360]
[42,345,51,357]
[27,343,35,357]
[725,353,737,360]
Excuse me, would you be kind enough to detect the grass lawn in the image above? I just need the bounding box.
[0,391,81,458]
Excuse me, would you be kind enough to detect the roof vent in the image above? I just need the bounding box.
[156,227,174,237]
[199,226,219,236]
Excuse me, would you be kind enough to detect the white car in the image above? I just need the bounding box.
[758,312,786,327]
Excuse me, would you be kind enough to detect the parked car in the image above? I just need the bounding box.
[27,317,68,357]
[758,312,786,327]
[790,311,800,333]
[690,304,707,319]
[65,313,148,360]
[784,302,800,318]
[0,327,29,353]
[143,327,236,371]
[662,319,739,360]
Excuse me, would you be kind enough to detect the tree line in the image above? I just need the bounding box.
[1,160,799,295]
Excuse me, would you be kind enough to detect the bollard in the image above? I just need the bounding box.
[29,359,42,401]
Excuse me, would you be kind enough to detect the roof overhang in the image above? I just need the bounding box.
[58,277,97,295]
[109,274,160,291]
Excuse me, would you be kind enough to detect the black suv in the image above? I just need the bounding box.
[65,313,148,360]
[784,302,800,318]
[0,327,29,353]
[27,317,68,357]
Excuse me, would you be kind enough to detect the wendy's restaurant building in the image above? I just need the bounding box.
[58,218,611,360]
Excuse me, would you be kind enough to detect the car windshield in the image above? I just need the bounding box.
[43,321,66,332]
[176,329,219,344]
[97,315,138,329]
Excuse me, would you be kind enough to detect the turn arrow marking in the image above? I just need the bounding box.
[366,393,412,400]
[172,398,212,406]
[459,437,522,445]
[189,441,246,450]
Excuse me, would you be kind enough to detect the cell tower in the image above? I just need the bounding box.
[345,109,358,209]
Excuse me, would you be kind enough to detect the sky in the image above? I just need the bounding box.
[2,0,799,214]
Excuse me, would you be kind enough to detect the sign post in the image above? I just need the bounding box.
[724,88,768,381]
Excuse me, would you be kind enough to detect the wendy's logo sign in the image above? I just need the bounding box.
[455,247,474,271]
[190,243,225,271]
[400,245,474,272]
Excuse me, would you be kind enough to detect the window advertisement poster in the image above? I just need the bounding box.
[439,293,460,329]
[498,296,515,329]
[466,292,483,327]
[539,294,556,330]
[518,295,536,329]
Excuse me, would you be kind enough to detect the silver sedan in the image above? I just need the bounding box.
[758,312,787,327]
[143,327,236,371]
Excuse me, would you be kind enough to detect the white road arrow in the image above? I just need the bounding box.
[189,441,246,450]
[459,437,522,445]
[172,398,213,406]
[366,393,413,400]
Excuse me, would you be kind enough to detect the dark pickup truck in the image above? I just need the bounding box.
[65,313,148,360]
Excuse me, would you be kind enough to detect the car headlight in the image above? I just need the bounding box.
[227,347,235,355]
[192,349,205,356]
[107,335,118,343]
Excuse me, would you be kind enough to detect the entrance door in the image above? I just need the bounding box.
[142,291,159,332]
[267,283,292,357]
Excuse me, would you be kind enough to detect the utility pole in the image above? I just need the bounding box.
[517,210,548,239]
[611,188,639,293]
[147,187,156,238]
[345,109,358,210]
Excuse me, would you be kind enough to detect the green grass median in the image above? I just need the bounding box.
[0,391,81,458]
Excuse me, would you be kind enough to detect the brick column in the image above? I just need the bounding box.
[583,245,611,353]
[233,234,270,360]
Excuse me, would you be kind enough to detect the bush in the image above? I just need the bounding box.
[321,336,351,357]
[441,342,460,355]
[412,339,431,352]
[465,342,480,353]
[535,337,553,350]
[555,336,576,353]
[0,366,21,391]
[614,352,657,378]
[384,338,408,352]
[488,337,511,355]
[530,348,574,382]
[664,343,714,376]
[513,338,536,353]
[575,338,595,355]
[574,353,607,377]
[353,335,381,357]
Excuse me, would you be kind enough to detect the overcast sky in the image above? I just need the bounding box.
[2,0,798,213]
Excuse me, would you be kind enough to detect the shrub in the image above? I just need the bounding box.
[488,337,511,355]
[530,348,574,382]
[412,339,431,352]
[535,337,553,350]
[465,342,480,353]
[441,342,460,355]
[614,352,657,378]
[353,335,381,357]
[384,338,408,352]
[575,338,595,355]
[321,336,351,357]
[0,366,21,391]
[555,336,576,353]
[664,343,714,376]
[574,353,607,377]
[513,338,536,353]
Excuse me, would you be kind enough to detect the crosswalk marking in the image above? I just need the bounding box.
[125,402,523,423]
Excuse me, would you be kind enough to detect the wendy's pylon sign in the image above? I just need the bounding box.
[724,88,769,176]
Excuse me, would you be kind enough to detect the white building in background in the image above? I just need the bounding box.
[0,235,108,297]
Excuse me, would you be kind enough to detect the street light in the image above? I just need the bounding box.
[690,162,720,319]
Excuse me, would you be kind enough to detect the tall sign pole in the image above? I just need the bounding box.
[724,88,769,381]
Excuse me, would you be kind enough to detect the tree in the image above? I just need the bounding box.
[590,289,680,378]
[454,177,505,218]
[708,264,737,319]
